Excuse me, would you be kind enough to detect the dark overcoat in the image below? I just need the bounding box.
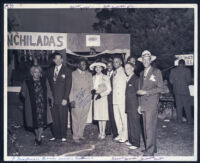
[20,77,53,128]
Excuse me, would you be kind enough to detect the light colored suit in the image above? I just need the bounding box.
[112,66,128,141]
[69,69,93,140]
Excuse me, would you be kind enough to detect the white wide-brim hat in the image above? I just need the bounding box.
[138,50,157,62]
[89,62,106,71]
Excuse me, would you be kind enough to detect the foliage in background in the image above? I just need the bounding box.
[93,8,194,70]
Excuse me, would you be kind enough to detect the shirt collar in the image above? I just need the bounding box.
[55,64,62,71]
[127,73,133,82]
[78,68,85,74]
[144,66,151,76]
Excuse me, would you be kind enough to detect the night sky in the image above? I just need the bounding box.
[8,9,97,33]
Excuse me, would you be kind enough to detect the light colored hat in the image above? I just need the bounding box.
[89,62,106,71]
[138,50,156,62]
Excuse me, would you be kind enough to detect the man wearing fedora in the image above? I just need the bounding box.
[137,50,163,156]
[47,50,72,142]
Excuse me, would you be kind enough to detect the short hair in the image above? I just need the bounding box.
[127,56,136,62]
[78,57,87,64]
[53,52,63,59]
[30,65,42,76]
[178,59,185,65]
[107,60,113,65]
[113,56,122,62]
[125,62,136,69]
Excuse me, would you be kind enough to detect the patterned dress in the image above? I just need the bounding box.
[33,80,45,128]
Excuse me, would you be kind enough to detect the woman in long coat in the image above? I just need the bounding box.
[124,63,141,149]
[90,62,111,139]
[21,65,53,145]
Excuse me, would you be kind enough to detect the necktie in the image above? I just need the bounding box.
[54,66,59,81]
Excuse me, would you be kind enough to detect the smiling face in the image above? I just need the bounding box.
[79,61,87,71]
[95,65,103,74]
[113,58,122,69]
[31,68,41,80]
[107,62,113,72]
[53,55,63,66]
[128,57,136,65]
[142,56,151,68]
[125,64,134,76]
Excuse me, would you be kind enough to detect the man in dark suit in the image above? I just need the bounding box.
[47,51,72,142]
[137,50,163,156]
[169,59,193,124]
[105,61,118,138]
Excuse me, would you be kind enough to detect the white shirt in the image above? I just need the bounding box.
[107,70,113,78]
[144,66,151,78]
[127,73,133,82]
[54,64,62,75]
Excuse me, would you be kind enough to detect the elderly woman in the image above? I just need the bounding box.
[20,66,53,145]
[90,62,111,139]
[124,63,141,149]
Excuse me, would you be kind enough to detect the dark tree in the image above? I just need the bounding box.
[93,8,194,70]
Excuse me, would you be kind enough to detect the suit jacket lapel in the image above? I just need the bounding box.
[57,65,64,79]
[143,67,153,89]
[140,71,144,89]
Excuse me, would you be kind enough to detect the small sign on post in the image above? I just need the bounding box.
[86,35,100,47]
[174,54,193,66]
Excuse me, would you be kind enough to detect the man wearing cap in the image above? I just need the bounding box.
[69,58,93,143]
[47,50,72,142]
[112,57,128,143]
[137,50,163,156]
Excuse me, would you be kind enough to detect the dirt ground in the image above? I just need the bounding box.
[7,105,194,157]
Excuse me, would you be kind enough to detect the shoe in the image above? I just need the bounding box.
[129,146,138,150]
[100,135,106,140]
[49,137,56,141]
[80,137,86,140]
[119,139,128,143]
[125,141,132,146]
[61,138,67,142]
[35,139,42,145]
[73,139,80,143]
[143,151,154,156]
[114,136,121,141]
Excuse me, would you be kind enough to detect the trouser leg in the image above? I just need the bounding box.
[109,103,118,137]
[175,95,183,123]
[51,105,61,138]
[182,95,193,123]
[58,105,68,138]
[78,102,91,138]
[72,108,80,140]
[113,104,122,139]
[118,104,128,141]
[144,108,158,155]
[128,111,141,147]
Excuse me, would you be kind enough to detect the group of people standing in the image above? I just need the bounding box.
[21,49,166,156]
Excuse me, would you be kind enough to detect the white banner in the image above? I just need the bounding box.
[8,32,67,50]
[86,35,100,47]
[174,54,193,66]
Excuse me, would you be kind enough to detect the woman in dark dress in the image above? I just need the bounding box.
[21,66,53,145]
[124,63,141,149]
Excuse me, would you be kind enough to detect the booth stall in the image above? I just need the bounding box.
[7,31,130,126]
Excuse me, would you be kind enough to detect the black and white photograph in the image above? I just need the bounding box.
[3,3,198,161]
